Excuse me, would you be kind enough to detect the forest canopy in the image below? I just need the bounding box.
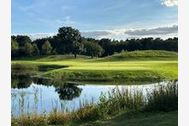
[11,26,178,58]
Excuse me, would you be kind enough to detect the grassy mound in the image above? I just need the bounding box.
[100,50,178,61]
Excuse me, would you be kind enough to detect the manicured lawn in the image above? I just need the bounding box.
[12,50,178,83]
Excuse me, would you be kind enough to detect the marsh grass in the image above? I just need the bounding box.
[48,109,71,125]
[11,114,48,126]
[145,80,178,112]
[12,81,178,126]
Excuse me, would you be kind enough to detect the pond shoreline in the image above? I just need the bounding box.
[12,81,178,126]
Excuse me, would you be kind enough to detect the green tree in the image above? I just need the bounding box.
[57,26,82,58]
[32,43,40,56]
[99,38,112,56]
[42,40,52,55]
[11,38,19,57]
[24,42,34,56]
[16,35,32,47]
[83,41,104,58]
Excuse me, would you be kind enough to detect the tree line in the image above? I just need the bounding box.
[11,26,178,58]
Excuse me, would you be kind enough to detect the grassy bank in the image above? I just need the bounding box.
[78,111,177,126]
[12,50,178,83]
[12,81,178,126]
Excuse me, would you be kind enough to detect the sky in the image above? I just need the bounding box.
[12,0,178,40]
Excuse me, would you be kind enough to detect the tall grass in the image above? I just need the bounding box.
[11,114,48,126]
[145,80,178,112]
[12,81,178,125]
[48,108,71,125]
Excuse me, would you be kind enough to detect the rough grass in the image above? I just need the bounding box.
[12,111,177,126]
[12,50,178,83]
[77,111,177,126]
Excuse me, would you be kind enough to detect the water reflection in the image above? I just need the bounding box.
[12,74,55,88]
[12,74,32,88]
[12,73,176,117]
[56,84,82,100]
[12,81,172,116]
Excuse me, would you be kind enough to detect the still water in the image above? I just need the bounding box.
[11,80,168,116]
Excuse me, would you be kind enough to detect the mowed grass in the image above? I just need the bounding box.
[12,50,178,83]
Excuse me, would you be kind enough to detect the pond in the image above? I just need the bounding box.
[11,74,169,116]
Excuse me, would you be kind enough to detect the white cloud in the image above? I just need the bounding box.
[161,0,178,7]
[12,33,56,41]
[28,33,56,41]
[13,25,178,41]
[125,25,178,36]
[81,31,111,39]
[82,25,178,40]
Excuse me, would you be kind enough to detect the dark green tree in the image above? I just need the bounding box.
[57,26,82,58]
[32,43,40,56]
[24,42,34,56]
[42,40,52,55]
[16,35,32,47]
[83,41,104,58]
[11,38,19,57]
[99,38,112,56]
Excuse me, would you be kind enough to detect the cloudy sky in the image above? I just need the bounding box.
[12,0,178,40]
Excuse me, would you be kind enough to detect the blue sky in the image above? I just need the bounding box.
[12,0,178,40]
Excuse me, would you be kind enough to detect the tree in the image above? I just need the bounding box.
[16,35,32,47]
[126,39,142,51]
[83,41,104,58]
[99,38,112,56]
[42,40,52,55]
[11,38,19,57]
[57,26,82,58]
[24,42,34,56]
[32,43,40,56]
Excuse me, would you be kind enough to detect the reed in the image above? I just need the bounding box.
[145,80,178,112]
[12,81,178,125]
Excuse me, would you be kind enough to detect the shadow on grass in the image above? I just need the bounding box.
[79,111,177,126]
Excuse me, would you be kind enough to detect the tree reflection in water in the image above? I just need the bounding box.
[11,74,32,88]
[55,83,82,100]
[11,73,53,89]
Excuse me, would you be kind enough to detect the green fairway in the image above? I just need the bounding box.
[12,50,178,83]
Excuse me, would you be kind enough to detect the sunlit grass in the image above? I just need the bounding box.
[12,50,178,82]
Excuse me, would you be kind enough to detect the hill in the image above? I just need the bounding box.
[99,50,177,61]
